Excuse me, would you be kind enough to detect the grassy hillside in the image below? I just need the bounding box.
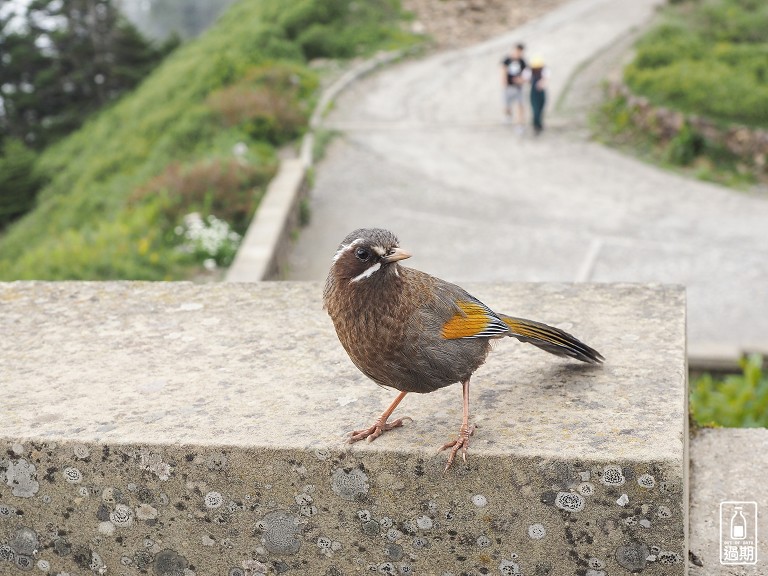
[624,0,768,128]
[0,0,416,280]
[594,0,767,189]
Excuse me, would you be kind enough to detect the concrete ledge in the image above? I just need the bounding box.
[0,281,687,575]
[689,428,768,575]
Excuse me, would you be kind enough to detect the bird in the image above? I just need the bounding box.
[323,228,603,471]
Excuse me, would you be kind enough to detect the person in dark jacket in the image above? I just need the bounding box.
[523,56,549,135]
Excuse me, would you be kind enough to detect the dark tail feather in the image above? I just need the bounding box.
[499,315,604,364]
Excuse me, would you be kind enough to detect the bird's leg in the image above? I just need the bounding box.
[439,378,475,472]
[349,391,410,443]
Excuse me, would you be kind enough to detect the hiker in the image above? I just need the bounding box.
[501,43,527,128]
[523,56,549,135]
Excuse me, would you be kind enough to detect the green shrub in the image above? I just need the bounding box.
[0,140,47,228]
[297,23,353,60]
[665,122,705,165]
[691,355,768,428]
[132,157,274,233]
[207,63,318,145]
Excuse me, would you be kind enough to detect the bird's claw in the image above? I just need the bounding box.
[349,416,412,443]
[439,423,476,472]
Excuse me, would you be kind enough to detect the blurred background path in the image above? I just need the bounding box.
[286,0,768,355]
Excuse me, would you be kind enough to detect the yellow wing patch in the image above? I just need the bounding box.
[441,301,508,339]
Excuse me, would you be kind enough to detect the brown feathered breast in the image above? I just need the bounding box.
[324,263,492,393]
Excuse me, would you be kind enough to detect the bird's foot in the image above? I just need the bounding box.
[439,423,476,472]
[349,416,412,443]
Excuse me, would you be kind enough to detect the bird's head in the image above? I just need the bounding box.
[329,228,411,284]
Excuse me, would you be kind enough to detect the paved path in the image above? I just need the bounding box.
[287,0,768,353]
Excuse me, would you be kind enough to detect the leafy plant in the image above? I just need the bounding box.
[690,355,768,427]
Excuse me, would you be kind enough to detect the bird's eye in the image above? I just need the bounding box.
[355,247,370,261]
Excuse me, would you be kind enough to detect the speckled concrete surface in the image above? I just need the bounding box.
[0,281,687,575]
[689,429,768,576]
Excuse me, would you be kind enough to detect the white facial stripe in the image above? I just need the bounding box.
[350,262,381,283]
[332,238,363,263]
[372,245,385,256]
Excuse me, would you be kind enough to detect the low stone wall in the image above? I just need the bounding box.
[0,281,688,575]
[607,83,768,173]
[226,159,309,282]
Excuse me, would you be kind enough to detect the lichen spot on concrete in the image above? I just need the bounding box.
[471,494,487,507]
[637,473,656,488]
[15,554,33,570]
[657,550,683,564]
[3,459,39,498]
[330,467,369,501]
[206,451,227,471]
[577,482,595,496]
[527,523,546,539]
[10,526,39,556]
[588,557,605,569]
[153,548,188,575]
[257,510,302,555]
[110,503,134,528]
[657,505,672,519]
[204,491,223,509]
[0,546,15,563]
[294,493,313,506]
[416,515,433,530]
[555,491,585,512]
[63,466,83,483]
[601,465,626,486]
[615,542,649,572]
[313,448,330,460]
[362,519,380,537]
[499,559,521,575]
[73,444,90,459]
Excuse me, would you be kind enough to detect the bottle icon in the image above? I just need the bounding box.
[731,506,747,540]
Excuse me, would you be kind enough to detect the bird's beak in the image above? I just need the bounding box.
[383,247,411,263]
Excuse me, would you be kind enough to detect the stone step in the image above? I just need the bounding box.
[689,428,768,575]
[0,281,687,575]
